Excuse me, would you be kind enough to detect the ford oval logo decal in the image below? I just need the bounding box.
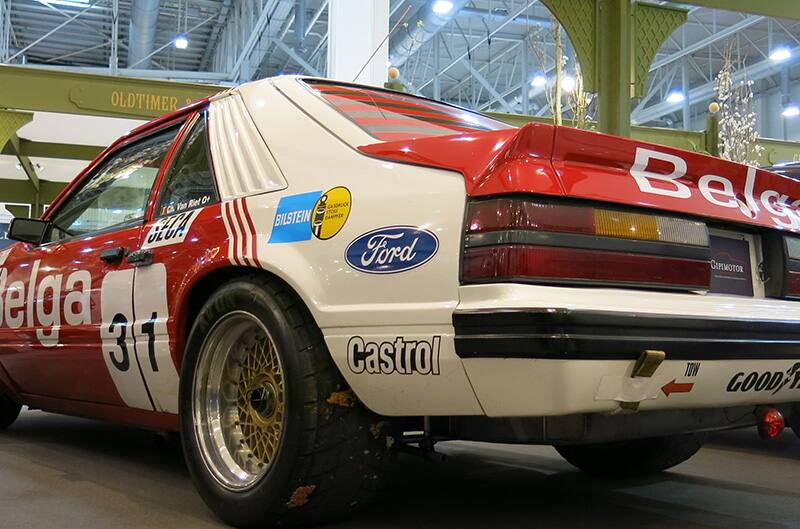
[345,226,439,274]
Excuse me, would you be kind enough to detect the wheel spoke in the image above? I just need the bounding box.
[193,312,286,491]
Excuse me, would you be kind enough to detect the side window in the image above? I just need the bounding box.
[46,126,179,243]
[156,113,218,217]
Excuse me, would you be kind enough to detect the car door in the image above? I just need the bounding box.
[127,111,223,415]
[0,123,182,408]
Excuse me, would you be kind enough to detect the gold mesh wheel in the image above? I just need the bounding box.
[192,311,287,491]
[237,339,284,465]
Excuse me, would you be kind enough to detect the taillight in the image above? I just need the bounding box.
[462,198,711,290]
[757,408,785,440]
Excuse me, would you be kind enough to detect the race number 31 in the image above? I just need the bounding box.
[100,264,180,413]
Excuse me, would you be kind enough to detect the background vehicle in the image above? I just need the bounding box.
[766,161,800,181]
[0,77,799,527]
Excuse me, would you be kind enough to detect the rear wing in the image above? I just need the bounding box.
[360,123,800,234]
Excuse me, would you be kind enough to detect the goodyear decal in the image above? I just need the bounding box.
[269,187,351,243]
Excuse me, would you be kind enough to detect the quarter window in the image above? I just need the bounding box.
[157,113,218,217]
[46,126,179,243]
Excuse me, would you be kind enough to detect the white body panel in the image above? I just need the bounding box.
[201,76,800,418]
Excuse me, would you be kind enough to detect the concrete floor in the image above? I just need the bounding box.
[0,409,798,529]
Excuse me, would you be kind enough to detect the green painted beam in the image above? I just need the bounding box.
[596,0,632,137]
[0,65,221,120]
[0,109,33,152]
[6,134,40,192]
[1,139,104,161]
[0,178,67,218]
[681,0,800,20]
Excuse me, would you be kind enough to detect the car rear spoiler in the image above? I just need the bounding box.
[359,123,800,234]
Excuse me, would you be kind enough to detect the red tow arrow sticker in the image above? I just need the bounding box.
[661,380,695,397]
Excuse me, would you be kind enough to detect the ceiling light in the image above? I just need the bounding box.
[174,34,189,49]
[782,104,800,118]
[560,76,576,92]
[35,0,96,8]
[531,74,547,88]
[432,0,454,15]
[770,47,792,62]
[666,90,686,104]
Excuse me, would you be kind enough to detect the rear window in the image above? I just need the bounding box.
[306,80,511,142]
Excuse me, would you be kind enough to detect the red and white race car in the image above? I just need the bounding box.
[1,76,799,527]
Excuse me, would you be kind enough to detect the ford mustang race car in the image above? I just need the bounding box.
[1,76,799,527]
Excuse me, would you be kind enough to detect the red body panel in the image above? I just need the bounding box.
[0,227,143,405]
[360,123,800,233]
[0,104,235,427]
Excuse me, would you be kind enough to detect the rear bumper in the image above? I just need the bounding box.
[452,284,800,417]
[454,309,800,360]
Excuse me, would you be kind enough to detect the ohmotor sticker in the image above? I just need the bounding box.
[347,336,441,375]
[269,187,351,243]
[345,226,438,274]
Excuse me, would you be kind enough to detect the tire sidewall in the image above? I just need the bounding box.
[179,279,308,526]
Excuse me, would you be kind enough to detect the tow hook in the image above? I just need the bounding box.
[756,407,785,440]
[617,350,666,414]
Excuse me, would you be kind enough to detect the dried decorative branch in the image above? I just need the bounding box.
[715,44,763,166]
[567,66,592,130]
[525,17,592,129]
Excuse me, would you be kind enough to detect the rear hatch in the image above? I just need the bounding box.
[303,79,800,300]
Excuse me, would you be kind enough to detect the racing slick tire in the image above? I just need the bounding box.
[180,275,395,529]
[554,433,706,477]
[0,393,21,430]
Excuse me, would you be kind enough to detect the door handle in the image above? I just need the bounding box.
[100,247,126,263]
[127,248,153,267]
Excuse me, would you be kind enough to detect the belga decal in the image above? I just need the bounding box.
[269,187,351,243]
[345,226,438,274]
[0,260,91,347]
[347,336,441,375]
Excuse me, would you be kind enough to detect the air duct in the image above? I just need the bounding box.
[388,0,470,68]
[127,0,161,69]
[294,0,307,48]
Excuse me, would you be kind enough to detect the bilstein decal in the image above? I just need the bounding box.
[347,336,441,375]
[345,226,438,274]
[312,187,351,240]
[269,187,351,243]
[726,363,800,395]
